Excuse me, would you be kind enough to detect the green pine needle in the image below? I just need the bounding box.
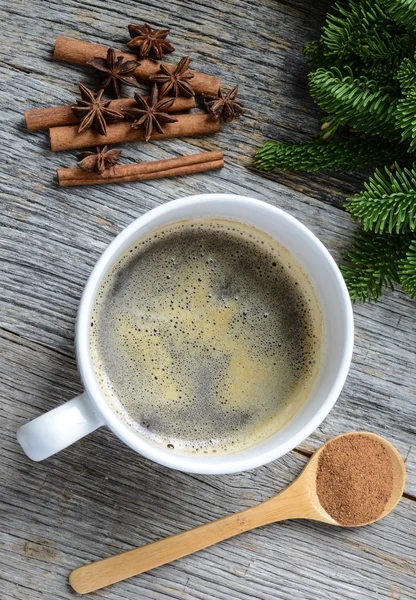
[399,240,416,296]
[254,138,405,173]
[346,164,416,233]
[303,40,336,71]
[340,229,413,301]
[359,31,415,64]
[382,0,416,30]
[316,115,348,141]
[396,88,416,150]
[321,0,390,58]
[309,67,398,138]
[396,57,416,90]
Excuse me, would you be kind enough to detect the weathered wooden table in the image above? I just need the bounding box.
[1,1,415,598]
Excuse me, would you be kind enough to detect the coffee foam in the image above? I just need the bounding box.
[90,218,322,456]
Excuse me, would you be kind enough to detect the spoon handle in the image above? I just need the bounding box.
[69,489,302,594]
[69,507,258,594]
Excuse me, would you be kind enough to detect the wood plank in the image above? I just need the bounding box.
[1,1,416,599]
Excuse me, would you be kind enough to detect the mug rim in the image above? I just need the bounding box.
[76,193,354,474]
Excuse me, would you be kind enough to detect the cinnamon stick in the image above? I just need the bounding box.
[53,37,220,97]
[57,150,224,187]
[25,96,196,132]
[49,114,220,152]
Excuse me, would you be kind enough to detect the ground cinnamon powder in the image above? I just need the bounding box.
[316,434,394,526]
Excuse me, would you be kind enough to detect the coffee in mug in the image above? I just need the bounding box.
[90,218,322,456]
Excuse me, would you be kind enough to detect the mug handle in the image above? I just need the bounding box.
[17,393,104,461]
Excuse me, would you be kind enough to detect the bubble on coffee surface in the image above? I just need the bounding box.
[90,219,322,455]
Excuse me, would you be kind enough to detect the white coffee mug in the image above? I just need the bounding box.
[17,194,354,474]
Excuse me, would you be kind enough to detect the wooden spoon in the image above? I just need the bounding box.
[69,432,405,594]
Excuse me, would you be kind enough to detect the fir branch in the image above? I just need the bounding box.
[319,0,415,70]
[309,67,398,138]
[396,88,416,150]
[254,0,416,302]
[254,138,405,173]
[396,57,416,90]
[399,240,416,296]
[364,61,399,89]
[304,40,338,71]
[321,0,390,58]
[382,0,416,30]
[359,31,414,62]
[317,115,346,141]
[346,164,416,233]
[340,229,413,301]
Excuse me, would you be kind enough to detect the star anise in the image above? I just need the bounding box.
[87,48,140,98]
[77,146,121,175]
[203,86,246,123]
[71,83,124,136]
[127,23,175,60]
[149,56,194,98]
[121,84,178,141]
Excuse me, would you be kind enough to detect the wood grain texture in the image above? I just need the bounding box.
[1,1,415,599]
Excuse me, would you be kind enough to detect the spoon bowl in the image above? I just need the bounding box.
[70,432,406,594]
[293,431,406,527]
